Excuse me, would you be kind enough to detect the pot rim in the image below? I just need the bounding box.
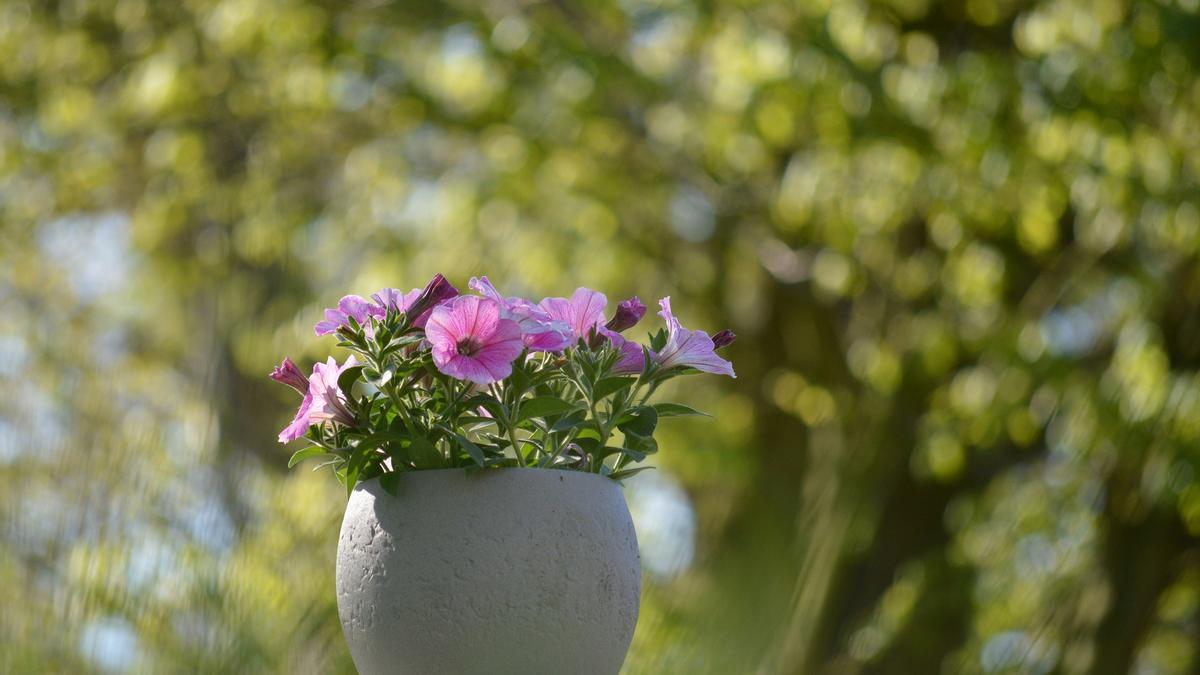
[352,466,625,491]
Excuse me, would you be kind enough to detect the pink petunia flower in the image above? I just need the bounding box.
[469,276,572,352]
[539,287,608,343]
[370,287,421,315]
[652,297,736,378]
[316,275,458,337]
[315,295,383,336]
[602,328,647,375]
[305,355,359,426]
[425,296,525,385]
[277,355,358,443]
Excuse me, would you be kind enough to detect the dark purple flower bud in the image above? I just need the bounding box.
[269,357,309,395]
[405,273,459,327]
[711,329,736,350]
[559,442,589,468]
[604,296,646,333]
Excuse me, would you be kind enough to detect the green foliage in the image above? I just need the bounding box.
[283,302,720,488]
[1,0,1199,673]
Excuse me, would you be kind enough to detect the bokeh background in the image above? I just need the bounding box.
[2,0,1199,673]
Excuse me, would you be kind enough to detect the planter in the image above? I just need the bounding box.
[336,468,641,675]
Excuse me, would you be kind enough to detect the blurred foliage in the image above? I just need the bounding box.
[1,0,1199,673]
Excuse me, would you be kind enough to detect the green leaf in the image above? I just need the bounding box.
[516,396,579,423]
[487,456,520,467]
[379,334,425,358]
[359,461,387,481]
[608,466,656,482]
[593,376,636,400]
[508,364,532,393]
[573,436,602,455]
[600,445,646,462]
[287,445,327,468]
[652,403,711,418]
[337,365,365,394]
[312,458,343,472]
[457,415,498,427]
[376,363,396,387]
[648,328,667,352]
[378,472,402,495]
[623,447,648,462]
[550,410,588,433]
[617,405,658,437]
[466,394,508,422]
[452,433,486,467]
[353,429,410,452]
[392,435,443,468]
[578,355,598,383]
[344,453,367,497]
[622,432,658,456]
[575,426,602,442]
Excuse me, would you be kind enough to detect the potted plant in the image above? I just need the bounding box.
[271,274,735,675]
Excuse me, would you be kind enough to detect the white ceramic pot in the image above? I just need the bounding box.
[336,468,641,675]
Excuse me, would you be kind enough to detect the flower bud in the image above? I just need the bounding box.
[604,296,646,333]
[269,358,309,395]
[405,273,459,327]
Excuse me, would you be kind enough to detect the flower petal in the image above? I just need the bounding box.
[371,287,421,313]
[539,288,608,342]
[337,295,375,323]
[569,287,608,339]
[603,328,647,375]
[654,297,736,377]
[467,296,501,340]
[468,276,507,304]
[424,304,459,351]
[475,318,524,374]
[427,298,523,384]
[539,297,573,333]
[314,308,346,336]
[522,323,573,352]
[305,355,359,426]
[278,392,313,443]
[434,352,492,385]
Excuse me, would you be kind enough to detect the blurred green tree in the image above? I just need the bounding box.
[1,0,1198,673]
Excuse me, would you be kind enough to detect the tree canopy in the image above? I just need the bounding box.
[1,0,1198,672]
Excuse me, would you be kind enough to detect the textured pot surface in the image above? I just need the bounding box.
[336,468,640,675]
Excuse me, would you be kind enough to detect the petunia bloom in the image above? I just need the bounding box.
[269,357,309,394]
[278,355,358,443]
[539,287,608,344]
[370,287,421,314]
[425,296,525,385]
[605,296,646,333]
[305,355,359,427]
[602,328,647,375]
[469,276,572,352]
[315,295,383,336]
[652,297,736,378]
[711,329,737,349]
